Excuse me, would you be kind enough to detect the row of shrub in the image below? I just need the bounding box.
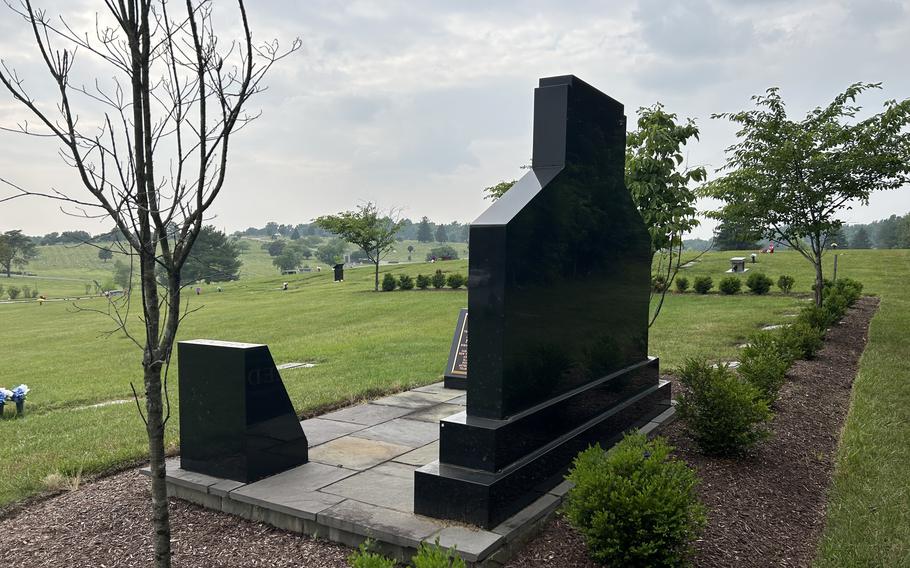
[381,270,466,291]
[673,273,795,295]
[678,277,864,457]
[349,538,465,568]
[1,285,40,300]
[561,277,864,566]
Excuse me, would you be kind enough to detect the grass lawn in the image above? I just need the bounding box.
[0,248,908,565]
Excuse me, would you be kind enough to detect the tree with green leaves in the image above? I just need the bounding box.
[98,247,114,263]
[0,230,38,277]
[416,216,434,243]
[315,238,347,265]
[700,83,910,305]
[851,226,872,249]
[434,224,448,243]
[113,259,132,290]
[181,226,242,283]
[316,203,404,291]
[626,103,707,326]
[713,219,761,251]
[484,180,516,201]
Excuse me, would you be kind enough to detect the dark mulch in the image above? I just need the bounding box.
[508,296,879,568]
[2,470,350,568]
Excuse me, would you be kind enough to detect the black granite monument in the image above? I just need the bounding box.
[413,75,670,528]
[333,263,344,282]
[178,339,309,483]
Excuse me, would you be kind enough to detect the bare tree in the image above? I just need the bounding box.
[0,2,299,566]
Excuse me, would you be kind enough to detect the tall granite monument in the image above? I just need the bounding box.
[414,75,671,528]
[179,339,309,483]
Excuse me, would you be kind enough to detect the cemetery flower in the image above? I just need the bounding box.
[0,388,12,404]
[11,384,29,403]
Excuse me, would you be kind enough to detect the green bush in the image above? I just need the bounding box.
[823,293,850,322]
[398,274,415,290]
[426,245,459,261]
[565,433,705,567]
[381,273,397,292]
[7,286,21,300]
[777,321,824,360]
[797,305,835,331]
[741,330,796,366]
[718,276,742,295]
[416,274,430,289]
[676,358,772,456]
[812,278,834,297]
[777,275,795,294]
[446,273,466,289]
[832,278,863,304]
[21,285,31,299]
[412,538,466,568]
[693,276,713,294]
[348,540,395,568]
[675,276,690,293]
[651,275,668,293]
[431,270,446,289]
[745,272,773,295]
[0,285,4,297]
[738,350,789,403]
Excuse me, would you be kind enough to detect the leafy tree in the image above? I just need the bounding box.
[0,2,298,565]
[435,224,448,243]
[272,249,302,272]
[113,259,132,290]
[98,248,114,263]
[59,230,92,243]
[0,230,38,277]
[290,227,301,240]
[264,221,279,237]
[316,238,347,265]
[827,226,849,249]
[265,240,286,257]
[874,214,902,248]
[626,103,707,326]
[416,216,434,243]
[700,83,910,305]
[850,226,872,249]
[898,215,910,249]
[316,203,404,291]
[713,219,761,251]
[483,180,516,201]
[426,245,458,261]
[182,226,242,283]
[41,232,59,245]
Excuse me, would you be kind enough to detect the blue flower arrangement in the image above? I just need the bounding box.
[0,385,28,416]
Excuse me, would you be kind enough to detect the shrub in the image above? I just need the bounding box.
[738,350,789,403]
[21,286,31,299]
[777,321,824,360]
[7,286,21,300]
[348,540,395,568]
[811,278,834,297]
[823,293,850,322]
[777,275,795,294]
[718,276,742,295]
[426,245,459,261]
[676,358,772,456]
[412,538,466,568]
[381,273,397,292]
[565,433,705,567]
[0,284,4,297]
[431,269,446,289]
[398,274,415,290]
[675,276,690,293]
[416,274,430,289]
[797,305,835,331]
[446,273,466,289]
[741,330,796,366]
[651,275,667,293]
[745,272,773,295]
[832,278,863,305]
[693,276,713,294]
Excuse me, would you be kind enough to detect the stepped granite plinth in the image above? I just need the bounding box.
[149,381,676,566]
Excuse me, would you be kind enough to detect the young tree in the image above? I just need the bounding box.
[701,83,910,305]
[416,216,434,243]
[483,179,517,201]
[113,259,132,290]
[0,230,38,277]
[316,203,404,291]
[625,103,706,326]
[98,248,114,263]
[434,224,448,243]
[315,238,346,265]
[0,2,298,566]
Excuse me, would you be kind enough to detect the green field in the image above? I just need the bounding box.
[0,247,907,565]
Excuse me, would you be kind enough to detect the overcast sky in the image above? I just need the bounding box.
[1,0,908,239]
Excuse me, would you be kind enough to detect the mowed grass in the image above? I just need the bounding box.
[0,246,908,568]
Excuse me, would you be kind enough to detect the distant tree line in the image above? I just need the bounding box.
[234,217,469,243]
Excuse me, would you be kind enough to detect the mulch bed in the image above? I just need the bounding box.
[3,297,878,567]
[507,296,879,568]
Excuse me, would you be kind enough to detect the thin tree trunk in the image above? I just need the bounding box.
[374,260,380,292]
[144,361,171,568]
[814,255,825,307]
